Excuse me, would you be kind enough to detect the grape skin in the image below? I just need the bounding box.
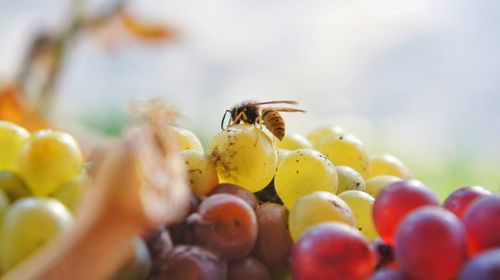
[368,154,411,179]
[171,126,204,152]
[228,257,270,280]
[463,196,500,255]
[457,248,500,280]
[209,183,258,210]
[0,121,30,171]
[365,175,401,198]
[180,150,219,197]
[443,185,492,220]
[336,166,366,194]
[338,190,377,240]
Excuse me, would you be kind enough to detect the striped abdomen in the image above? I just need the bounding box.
[262,109,286,140]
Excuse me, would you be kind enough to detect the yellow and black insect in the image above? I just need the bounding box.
[221,100,305,140]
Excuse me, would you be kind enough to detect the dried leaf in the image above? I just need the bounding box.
[119,10,174,42]
[0,84,49,131]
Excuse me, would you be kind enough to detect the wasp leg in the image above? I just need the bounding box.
[228,111,246,127]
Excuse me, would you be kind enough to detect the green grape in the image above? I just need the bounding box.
[0,121,30,171]
[0,170,31,202]
[172,126,204,152]
[50,172,88,212]
[180,150,218,197]
[209,124,278,192]
[0,198,73,271]
[335,165,365,194]
[113,237,152,280]
[316,134,370,178]
[16,130,83,196]
[288,191,355,241]
[338,190,378,240]
[365,175,401,198]
[307,125,345,148]
[276,133,312,150]
[368,154,411,179]
[275,149,338,209]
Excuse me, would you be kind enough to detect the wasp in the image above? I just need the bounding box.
[221,100,305,140]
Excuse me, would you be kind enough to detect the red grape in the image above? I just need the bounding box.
[368,268,411,280]
[373,180,439,244]
[443,186,491,220]
[463,195,500,255]
[291,222,377,280]
[458,248,500,280]
[252,203,293,274]
[189,194,257,260]
[394,206,467,280]
[228,256,271,280]
[144,227,173,269]
[209,183,258,210]
[151,245,227,280]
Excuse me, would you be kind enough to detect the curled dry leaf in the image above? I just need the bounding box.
[4,100,190,280]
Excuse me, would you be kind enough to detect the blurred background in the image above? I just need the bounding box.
[0,0,499,199]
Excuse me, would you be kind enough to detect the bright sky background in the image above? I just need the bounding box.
[1,0,499,195]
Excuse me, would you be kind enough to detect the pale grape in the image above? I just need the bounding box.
[288,191,355,241]
[276,133,312,150]
[0,198,73,271]
[16,130,83,196]
[180,150,218,197]
[50,172,88,212]
[172,126,204,152]
[338,190,378,240]
[369,154,411,179]
[275,149,338,209]
[316,134,370,178]
[0,121,30,171]
[336,165,365,194]
[307,125,345,148]
[278,149,291,165]
[0,170,31,202]
[209,124,278,192]
[365,175,401,198]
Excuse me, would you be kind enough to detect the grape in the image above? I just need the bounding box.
[274,149,338,209]
[316,134,370,178]
[365,176,401,198]
[50,172,88,212]
[463,196,500,255]
[228,256,270,280]
[369,269,411,280]
[368,154,411,179]
[0,121,30,171]
[171,126,204,152]
[209,183,258,210]
[307,125,345,148]
[276,133,312,150]
[0,170,30,202]
[0,188,9,225]
[291,222,377,280]
[253,203,293,274]
[288,191,355,241]
[394,206,467,280]
[371,238,397,270]
[209,124,278,192]
[373,180,439,244]
[144,227,173,278]
[16,130,83,196]
[180,150,219,197]
[443,185,492,220]
[338,190,377,240]
[336,165,365,194]
[152,245,227,280]
[457,248,500,280]
[189,194,257,260]
[113,238,152,280]
[0,197,73,271]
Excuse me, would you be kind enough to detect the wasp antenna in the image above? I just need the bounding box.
[221,110,232,130]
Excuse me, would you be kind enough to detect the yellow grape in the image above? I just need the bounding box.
[0,198,73,271]
[274,149,338,209]
[365,175,401,198]
[180,149,219,197]
[16,130,83,196]
[278,149,291,165]
[288,191,355,241]
[276,133,312,150]
[0,121,30,171]
[368,154,411,179]
[316,134,370,178]
[172,126,204,152]
[0,170,31,202]
[338,190,378,240]
[209,124,278,193]
[307,125,345,148]
[50,172,88,212]
[336,165,366,194]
